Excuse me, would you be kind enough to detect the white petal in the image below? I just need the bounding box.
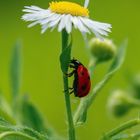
[58,15,67,32]
[41,24,49,34]
[81,19,103,39]
[49,15,62,31]
[71,16,79,29]
[65,15,72,33]
[22,5,51,21]
[92,20,112,29]
[40,13,59,25]
[84,0,89,8]
[48,15,61,28]
[22,9,51,21]
[23,6,43,13]
[28,21,39,28]
[90,20,111,36]
[73,17,90,33]
[92,30,104,40]
[91,20,112,33]
[24,5,43,11]
[80,17,111,37]
[41,14,61,33]
[23,9,38,13]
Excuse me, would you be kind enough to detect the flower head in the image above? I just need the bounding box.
[107,90,135,117]
[49,2,89,17]
[89,38,116,63]
[22,1,111,38]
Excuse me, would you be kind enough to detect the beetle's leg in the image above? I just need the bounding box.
[69,87,74,90]
[69,89,74,94]
[69,64,76,69]
[65,70,76,77]
[63,87,74,93]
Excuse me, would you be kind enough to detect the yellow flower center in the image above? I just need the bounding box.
[49,1,89,17]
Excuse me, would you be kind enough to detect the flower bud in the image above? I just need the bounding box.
[107,90,134,117]
[89,38,117,63]
[131,74,140,98]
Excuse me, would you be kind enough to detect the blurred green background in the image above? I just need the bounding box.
[0,0,140,139]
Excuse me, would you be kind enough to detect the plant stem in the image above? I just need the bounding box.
[61,30,76,140]
[102,118,140,139]
[130,132,140,139]
[0,131,36,140]
[88,58,98,78]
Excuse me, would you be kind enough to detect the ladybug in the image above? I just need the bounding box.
[66,59,91,98]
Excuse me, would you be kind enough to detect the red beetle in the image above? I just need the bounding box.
[66,59,91,98]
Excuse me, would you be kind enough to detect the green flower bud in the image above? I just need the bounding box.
[89,38,117,63]
[107,90,134,117]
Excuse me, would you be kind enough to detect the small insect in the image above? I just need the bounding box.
[66,59,91,98]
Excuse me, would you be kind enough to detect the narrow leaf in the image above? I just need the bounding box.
[60,40,72,73]
[0,131,37,140]
[112,132,140,140]
[19,95,64,140]
[18,127,48,140]
[0,117,14,132]
[111,133,130,140]
[102,118,140,139]
[10,40,22,98]
[0,117,48,140]
[0,94,15,124]
[19,95,46,133]
[74,40,127,126]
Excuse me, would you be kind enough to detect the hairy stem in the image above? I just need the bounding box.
[0,131,36,140]
[102,118,140,139]
[61,30,76,140]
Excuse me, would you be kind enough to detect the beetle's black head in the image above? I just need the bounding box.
[70,58,83,67]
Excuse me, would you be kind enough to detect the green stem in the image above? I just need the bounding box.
[61,30,76,140]
[88,58,98,77]
[102,118,140,139]
[0,131,36,140]
[129,132,140,139]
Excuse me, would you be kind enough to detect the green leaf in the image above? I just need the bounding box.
[73,40,127,126]
[10,40,22,99]
[60,40,72,73]
[112,134,130,140]
[111,133,140,140]
[19,95,64,140]
[0,117,14,132]
[0,117,48,140]
[19,95,46,133]
[18,127,48,140]
[0,94,15,124]
[0,131,37,140]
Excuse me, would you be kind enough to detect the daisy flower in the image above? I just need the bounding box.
[22,1,111,38]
